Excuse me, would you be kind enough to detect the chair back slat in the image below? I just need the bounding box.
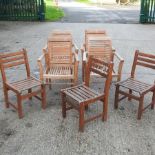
[3,60,25,69]
[47,35,73,64]
[1,55,25,63]
[87,36,113,62]
[137,53,155,69]
[90,57,113,77]
[0,49,30,82]
[85,56,113,94]
[85,29,107,51]
[131,50,155,77]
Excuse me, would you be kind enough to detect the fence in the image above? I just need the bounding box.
[0,0,45,21]
[140,0,155,23]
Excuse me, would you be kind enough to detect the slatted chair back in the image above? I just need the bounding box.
[47,35,73,65]
[85,56,113,94]
[87,36,114,62]
[49,30,72,42]
[0,49,30,83]
[85,29,107,51]
[131,50,155,78]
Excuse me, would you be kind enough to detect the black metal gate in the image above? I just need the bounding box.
[0,0,45,21]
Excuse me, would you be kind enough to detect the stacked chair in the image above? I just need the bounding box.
[81,29,124,82]
[37,30,79,86]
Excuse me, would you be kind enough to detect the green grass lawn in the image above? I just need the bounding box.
[76,0,91,4]
[45,0,64,21]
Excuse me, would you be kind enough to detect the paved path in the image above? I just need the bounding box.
[59,0,140,23]
[0,22,155,155]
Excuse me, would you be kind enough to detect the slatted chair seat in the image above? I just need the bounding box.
[7,77,41,93]
[61,57,113,132]
[43,65,74,79]
[63,84,103,104]
[117,78,152,94]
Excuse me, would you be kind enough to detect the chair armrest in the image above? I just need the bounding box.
[43,44,48,54]
[114,51,124,62]
[72,43,79,62]
[37,53,46,81]
[80,44,85,53]
[113,51,124,81]
[73,42,78,51]
[83,51,88,62]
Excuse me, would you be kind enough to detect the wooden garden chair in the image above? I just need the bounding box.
[114,50,155,119]
[0,49,46,118]
[81,29,124,82]
[37,32,79,86]
[61,56,113,132]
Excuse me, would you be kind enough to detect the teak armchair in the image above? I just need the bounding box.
[81,29,124,82]
[37,32,79,86]
[0,49,46,118]
[61,56,113,132]
[114,50,155,119]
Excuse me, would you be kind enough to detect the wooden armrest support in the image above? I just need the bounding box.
[38,53,45,62]
[43,45,48,54]
[113,51,124,81]
[83,51,88,62]
[73,42,78,51]
[37,53,46,81]
[80,44,86,53]
[114,51,124,62]
[73,51,79,62]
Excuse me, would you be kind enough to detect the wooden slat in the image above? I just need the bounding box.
[74,87,93,98]
[137,62,155,70]
[67,89,84,101]
[91,67,108,77]
[0,50,24,58]
[3,60,25,68]
[64,90,82,103]
[71,88,90,100]
[1,55,24,63]
[82,85,99,96]
[138,56,155,64]
[138,52,155,59]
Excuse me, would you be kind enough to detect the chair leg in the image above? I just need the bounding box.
[61,92,66,118]
[49,79,52,90]
[85,105,88,110]
[114,85,119,109]
[128,89,132,101]
[41,85,46,109]
[71,79,74,87]
[17,94,23,119]
[102,98,108,121]
[151,90,155,109]
[28,89,32,100]
[73,78,78,86]
[79,104,84,132]
[82,62,86,82]
[4,86,9,108]
[137,95,144,120]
